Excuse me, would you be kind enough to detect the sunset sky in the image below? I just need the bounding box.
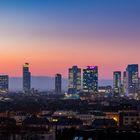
[0,0,140,79]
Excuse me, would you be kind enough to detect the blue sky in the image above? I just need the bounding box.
[0,0,140,78]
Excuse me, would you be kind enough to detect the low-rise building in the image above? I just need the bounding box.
[119,110,140,127]
[22,115,50,129]
[56,117,83,130]
[53,110,77,118]
[92,118,117,129]
[11,112,28,126]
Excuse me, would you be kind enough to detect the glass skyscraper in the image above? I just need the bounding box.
[55,73,62,94]
[113,71,121,94]
[0,75,9,93]
[123,71,127,95]
[126,64,139,97]
[23,63,31,93]
[68,66,81,94]
[83,66,98,93]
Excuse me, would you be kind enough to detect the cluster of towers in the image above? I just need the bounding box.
[68,66,98,94]
[113,64,139,98]
[54,65,98,95]
[0,63,31,93]
[68,64,139,97]
[0,63,139,97]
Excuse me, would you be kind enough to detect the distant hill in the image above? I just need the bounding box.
[9,76,113,92]
[9,76,67,92]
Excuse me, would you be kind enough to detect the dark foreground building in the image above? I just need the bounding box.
[72,129,140,140]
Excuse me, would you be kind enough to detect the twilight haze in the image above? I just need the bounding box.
[0,0,140,79]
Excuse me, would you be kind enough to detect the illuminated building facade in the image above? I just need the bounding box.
[98,86,112,94]
[0,75,9,93]
[113,71,121,94]
[123,71,127,95]
[55,73,62,94]
[126,64,139,96]
[83,66,98,93]
[23,63,31,93]
[119,110,140,127]
[68,66,81,94]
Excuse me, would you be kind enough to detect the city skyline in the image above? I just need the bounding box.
[0,63,139,92]
[0,0,140,79]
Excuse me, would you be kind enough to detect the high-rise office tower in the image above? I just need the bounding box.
[0,75,9,93]
[113,71,121,94]
[23,63,31,93]
[55,74,62,94]
[126,64,139,96]
[83,66,98,93]
[68,66,81,94]
[123,71,127,95]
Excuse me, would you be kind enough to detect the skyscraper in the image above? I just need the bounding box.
[23,63,31,93]
[55,74,62,94]
[113,71,121,94]
[0,75,9,93]
[68,66,81,94]
[126,64,139,96]
[123,71,127,95]
[83,66,98,93]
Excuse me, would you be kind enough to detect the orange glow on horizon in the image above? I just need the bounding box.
[0,36,140,79]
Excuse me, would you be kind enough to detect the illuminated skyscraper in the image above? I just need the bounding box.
[113,71,121,94]
[126,64,139,96]
[123,71,127,95]
[83,66,98,93]
[23,63,31,93]
[55,74,62,94]
[0,75,9,93]
[68,66,81,94]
